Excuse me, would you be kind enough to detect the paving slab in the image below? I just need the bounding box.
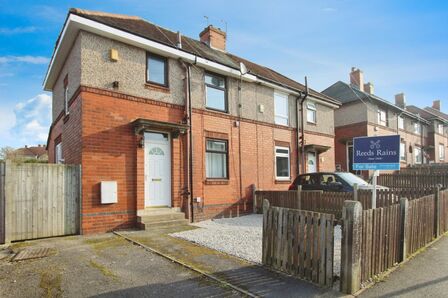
[361,235,448,298]
[119,225,345,298]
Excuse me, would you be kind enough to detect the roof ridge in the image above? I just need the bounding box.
[70,8,141,20]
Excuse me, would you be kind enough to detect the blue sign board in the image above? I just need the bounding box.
[353,135,400,170]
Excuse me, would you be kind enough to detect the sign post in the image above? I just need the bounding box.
[353,135,400,208]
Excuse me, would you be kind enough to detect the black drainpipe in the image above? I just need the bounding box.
[298,77,309,174]
[179,58,194,223]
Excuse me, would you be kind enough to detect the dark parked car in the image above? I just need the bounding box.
[288,172,387,192]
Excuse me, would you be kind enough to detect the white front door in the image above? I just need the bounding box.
[307,152,317,173]
[144,132,171,207]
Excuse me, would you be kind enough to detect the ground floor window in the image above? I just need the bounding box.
[275,146,290,179]
[414,146,422,164]
[400,142,406,161]
[439,144,445,161]
[206,139,228,179]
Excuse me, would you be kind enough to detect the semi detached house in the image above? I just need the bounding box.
[45,9,340,234]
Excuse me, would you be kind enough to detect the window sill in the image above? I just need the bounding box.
[205,179,229,185]
[205,107,229,114]
[307,121,317,126]
[144,83,170,93]
[275,179,291,184]
[63,114,70,123]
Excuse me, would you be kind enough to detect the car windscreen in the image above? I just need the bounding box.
[337,173,370,187]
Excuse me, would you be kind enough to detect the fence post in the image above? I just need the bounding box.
[297,185,302,210]
[400,197,409,261]
[262,199,270,264]
[340,200,362,294]
[434,185,441,237]
[353,183,358,201]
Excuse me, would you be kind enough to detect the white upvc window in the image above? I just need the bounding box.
[439,144,445,161]
[306,102,317,123]
[438,124,444,135]
[398,116,404,130]
[378,108,387,126]
[55,142,63,164]
[414,122,421,134]
[274,92,289,125]
[400,142,406,162]
[275,146,290,180]
[205,139,228,179]
[414,146,422,164]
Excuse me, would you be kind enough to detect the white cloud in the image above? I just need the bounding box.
[0,56,50,64]
[322,7,337,13]
[0,26,37,35]
[11,93,52,144]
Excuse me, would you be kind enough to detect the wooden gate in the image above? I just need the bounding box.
[262,200,335,287]
[3,162,80,243]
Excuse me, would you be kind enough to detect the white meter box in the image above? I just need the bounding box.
[101,181,117,204]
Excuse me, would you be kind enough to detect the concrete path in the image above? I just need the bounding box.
[119,226,344,298]
[0,233,241,297]
[361,235,448,297]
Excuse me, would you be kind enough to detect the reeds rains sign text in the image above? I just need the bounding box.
[353,135,400,170]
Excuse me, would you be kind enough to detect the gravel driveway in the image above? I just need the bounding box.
[171,214,342,275]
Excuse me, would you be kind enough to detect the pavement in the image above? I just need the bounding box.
[118,225,344,298]
[361,235,448,297]
[0,233,241,297]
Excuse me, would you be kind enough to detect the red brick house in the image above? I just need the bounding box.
[44,9,340,234]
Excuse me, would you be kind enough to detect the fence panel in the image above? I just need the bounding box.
[0,162,5,244]
[4,162,80,242]
[378,174,448,189]
[262,201,335,287]
[407,195,435,255]
[360,204,401,284]
[440,190,448,233]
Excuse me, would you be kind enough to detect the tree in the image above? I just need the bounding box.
[0,146,15,161]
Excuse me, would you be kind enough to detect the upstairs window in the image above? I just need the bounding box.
[147,53,168,86]
[438,124,444,135]
[274,92,289,125]
[55,142,63,164]
[306,102,317,124]
[439,144,445,161]
[414,122,422,134]
[64,75,69,115]
[275,146,290,180]
[377,108,387,126]
[206,139,228,179]
[205,73,227,112]
[398,116,404,130]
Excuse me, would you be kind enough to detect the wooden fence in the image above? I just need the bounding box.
[2,161,81,243]
[255,188,436,219]
[360,204,401,284]
[341,189,448,294]
[0,163,5,244]
[262,200,335,287]
[377,174,448,189]
[406,195,435,255]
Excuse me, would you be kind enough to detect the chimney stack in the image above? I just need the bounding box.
[199,25,226,51]
[433,100,441,111]
[395,93,406,109]
[364,82,374,95]
[350,67,364,92]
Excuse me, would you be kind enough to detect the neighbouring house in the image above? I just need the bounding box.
[322,68,431,178]
[44,9,340,234]
[12,145,48,162]
[407,100,448,163]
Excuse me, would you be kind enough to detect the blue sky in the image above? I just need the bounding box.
[1,0,447,148]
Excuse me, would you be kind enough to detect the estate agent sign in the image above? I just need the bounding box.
[353,135,400,170]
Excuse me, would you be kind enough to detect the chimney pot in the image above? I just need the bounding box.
[350,67,364,92]
[395,93,406,109]
[199,25,226,51]
[433,100,441,111]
